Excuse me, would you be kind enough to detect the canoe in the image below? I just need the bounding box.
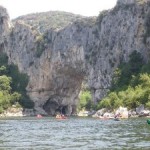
[114,118,121,121]
[56,118,67,120]
[147,119,150,124]
[37,114,43,118]
[56,114,67,120]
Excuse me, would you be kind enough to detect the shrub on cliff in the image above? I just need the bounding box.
[0,53,8,66]
[14,11,83,33]
[0,52,34,111]
[7,64,34,108]
[78,90,95,111]
[111,50,144,91]
[0,75,21,113]
[97,50,150,110]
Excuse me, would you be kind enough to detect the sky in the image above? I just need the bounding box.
[0,0,117,19]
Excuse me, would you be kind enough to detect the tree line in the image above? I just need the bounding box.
[79,51,150,111]
[0,52,34,113]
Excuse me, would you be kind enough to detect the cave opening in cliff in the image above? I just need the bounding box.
[43,100,59,116]
[61,106,67,115]
[55,106,67,115]
[43,99,68,116]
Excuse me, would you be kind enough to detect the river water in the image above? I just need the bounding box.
[0,117,150,150]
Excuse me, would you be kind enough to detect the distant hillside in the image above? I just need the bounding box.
[13,11,84,33]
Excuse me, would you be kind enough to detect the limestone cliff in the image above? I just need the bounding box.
[1,0,150,115]
[13,11,84,33]
[0,6,10,53]
[86,0,150,103]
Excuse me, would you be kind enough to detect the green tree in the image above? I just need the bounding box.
[0,75,21,113]
[0,66,7,75]
[98,50,150,110]
[97,97,111,110]
[0,75,12,91]
[7,64,34,108]
[78,90,92,110]
[0,52,34,110]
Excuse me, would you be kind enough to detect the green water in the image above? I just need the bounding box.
[0,117,150,150]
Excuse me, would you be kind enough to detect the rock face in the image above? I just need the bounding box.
[86,0,150,103]
[1,0,150,115]
[13,11,84,33]
[0,6,11,53]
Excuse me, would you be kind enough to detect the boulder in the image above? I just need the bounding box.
[136,105,144,115]
[115,106,129,118]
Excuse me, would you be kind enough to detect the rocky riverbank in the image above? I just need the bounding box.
[1,104,150,118]
[78,105,150,119]
[0,107,35,117]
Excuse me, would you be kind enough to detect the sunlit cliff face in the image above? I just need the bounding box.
[1,0,150,115]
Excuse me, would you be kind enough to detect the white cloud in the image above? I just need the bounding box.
[0,0,117,19]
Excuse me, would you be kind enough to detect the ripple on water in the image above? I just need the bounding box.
[0,117,150,149]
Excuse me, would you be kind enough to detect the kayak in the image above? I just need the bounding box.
[37,114,43,118]
[147,119,150,124]
[114,118,121,121]
[56,118,67,120]
[56,114,67,120]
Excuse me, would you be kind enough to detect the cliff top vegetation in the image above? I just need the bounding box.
[13,11,84,33]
